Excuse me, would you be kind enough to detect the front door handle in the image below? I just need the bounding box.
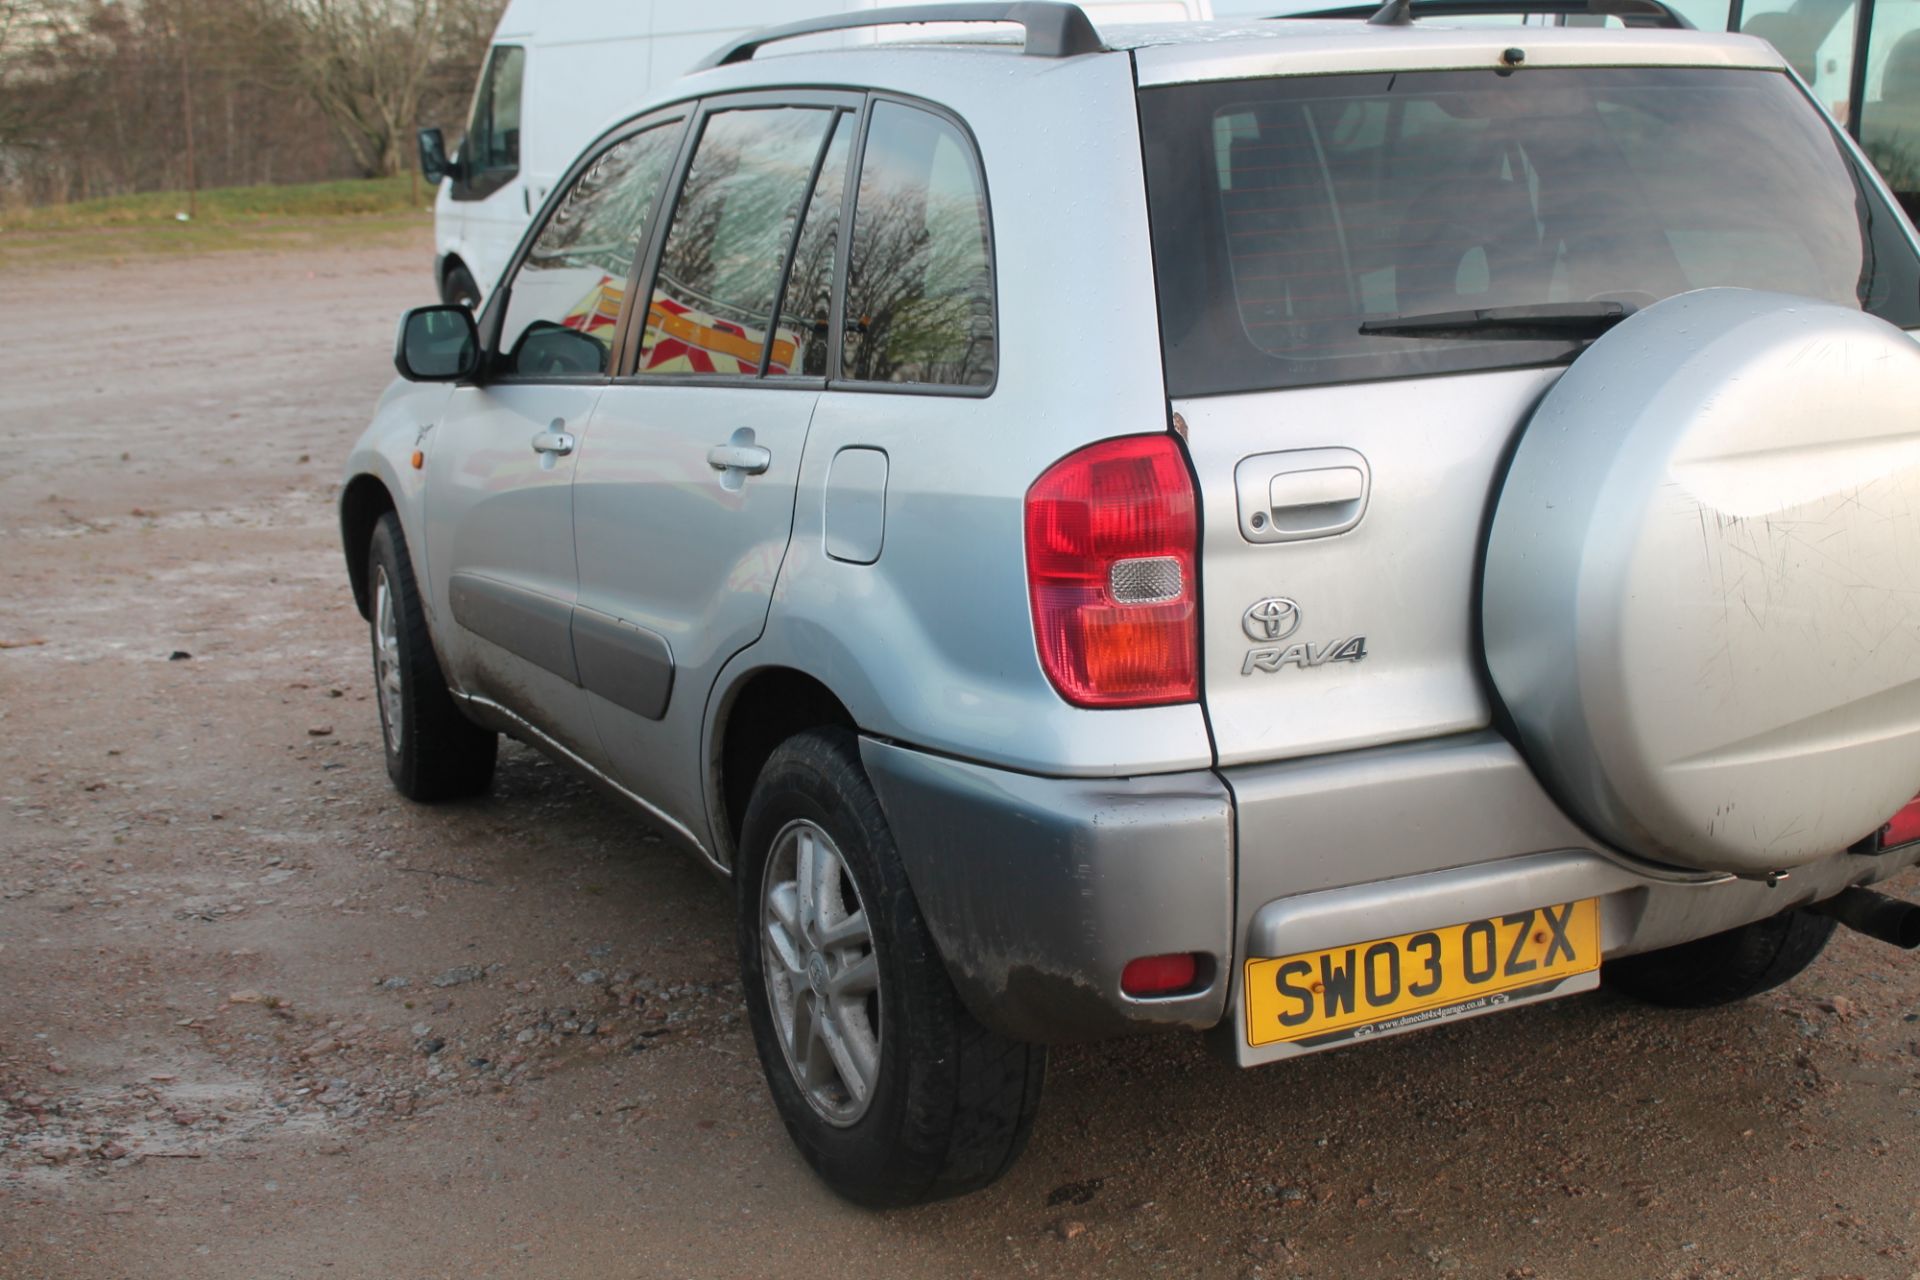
[707,443,771,475]
[531,422,575,471]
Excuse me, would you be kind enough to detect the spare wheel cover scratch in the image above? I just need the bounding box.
[1482,288,1920,874]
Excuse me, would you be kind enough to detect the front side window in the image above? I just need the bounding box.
[456,45,525,199]
[840,102,996,389]
[498,123,682,378]
[639,107,837,376]
[1141,67,1920,397]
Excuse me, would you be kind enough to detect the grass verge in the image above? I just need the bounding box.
[0,176,432,268]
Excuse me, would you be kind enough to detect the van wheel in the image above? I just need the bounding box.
[736,728,1045,1206]
[367,513,497,801]
[1604,909,1836,1008]
[441,262,480,310]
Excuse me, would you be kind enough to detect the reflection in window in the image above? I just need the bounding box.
[1740,0,1857,119]
[1860,0,1920,219]
[772,116,853,378]
[498,124,680,376]
[640,108,834,377]
[841,103,995,388]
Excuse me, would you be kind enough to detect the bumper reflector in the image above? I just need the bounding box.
[1884,795,1920,848]
[1121,952,1201,997]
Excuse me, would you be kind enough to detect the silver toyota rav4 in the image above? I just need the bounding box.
[340,0,1920,1204]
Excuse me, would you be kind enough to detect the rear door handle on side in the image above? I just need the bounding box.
[706,444,771,475]
[707,428,772,493]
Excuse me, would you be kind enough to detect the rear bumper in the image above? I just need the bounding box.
[861,732,1920,1052]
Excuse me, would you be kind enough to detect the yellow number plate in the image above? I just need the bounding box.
[1244,899,1600,1047]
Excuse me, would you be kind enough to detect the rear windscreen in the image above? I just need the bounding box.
[1140,67,1920,397]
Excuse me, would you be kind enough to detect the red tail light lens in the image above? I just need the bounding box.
[1025,434,1198,708]
[1885,795,1920,848]
[1121,952,1202,997]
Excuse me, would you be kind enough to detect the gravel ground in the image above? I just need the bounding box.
[2,236,1919,1280]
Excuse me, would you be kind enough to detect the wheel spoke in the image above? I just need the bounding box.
[829,950,878,998]
[811,836,840,936]
[796,998,834,1089]
[817,908,868,950]
[764,914,806,980]
[795,828,819,944]
[817,1011,873,1104]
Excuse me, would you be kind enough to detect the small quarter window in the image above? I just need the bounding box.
[498,123,681,378]
[640,107,836,377]
[770,115,855,378]
[841,102,995,389]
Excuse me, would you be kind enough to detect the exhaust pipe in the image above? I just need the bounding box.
[1810,887,1920,949]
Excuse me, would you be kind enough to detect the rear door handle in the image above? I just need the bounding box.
[707,443,771,475]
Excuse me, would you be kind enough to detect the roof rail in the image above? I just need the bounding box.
[1284,0,1692,28]
[692,2,1107,70]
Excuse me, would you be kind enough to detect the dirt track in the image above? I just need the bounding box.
[3,236,1920,1280]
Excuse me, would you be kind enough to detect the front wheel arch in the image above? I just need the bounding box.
[340,474,397,620]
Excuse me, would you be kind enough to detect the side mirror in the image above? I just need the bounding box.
[394,305,480,381]
[417,127,452,185]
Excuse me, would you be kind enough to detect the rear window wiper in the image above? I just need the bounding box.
[1358,301,1635,341]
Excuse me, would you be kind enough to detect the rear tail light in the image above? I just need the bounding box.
[1024,434,1198,708]
[1121,952,1203,997]
[1884,795,1920,848]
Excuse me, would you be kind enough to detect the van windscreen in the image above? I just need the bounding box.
[1139,67,1920,397]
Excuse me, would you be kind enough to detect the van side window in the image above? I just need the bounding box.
[840,102,995,389]
[455,45,525,201]
[497,123,681,378]
[639,107,837,377]
[770,114,854,378]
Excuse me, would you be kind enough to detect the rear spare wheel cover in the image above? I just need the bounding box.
[1483,288,1920,874]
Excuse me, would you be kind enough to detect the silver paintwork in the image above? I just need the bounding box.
[1484,291,1920,874]
[1128,25,1786,85]
[760,818,883,1126]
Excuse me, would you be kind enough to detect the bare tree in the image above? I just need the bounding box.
[279,0,443,178]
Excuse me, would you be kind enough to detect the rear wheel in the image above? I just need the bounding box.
[736,728,1045,1207]
[1604,909,1836,1008]
[367,513,497,801]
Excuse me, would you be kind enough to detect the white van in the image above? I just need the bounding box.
[417,0,1212,306]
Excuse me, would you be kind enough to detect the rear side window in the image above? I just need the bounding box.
[640,107,837,377]
[1140,67,1920,396]
[497,123,681,377]
[841,102,996,389]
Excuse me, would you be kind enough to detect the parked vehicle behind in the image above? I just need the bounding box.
[415,0,1210,309]
[348,1,1920,1206]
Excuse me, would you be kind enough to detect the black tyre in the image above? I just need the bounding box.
[366,512,497,801]
[737,727,1045,1207]
[1604,908,1836,1008]
[440,261,481,310]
